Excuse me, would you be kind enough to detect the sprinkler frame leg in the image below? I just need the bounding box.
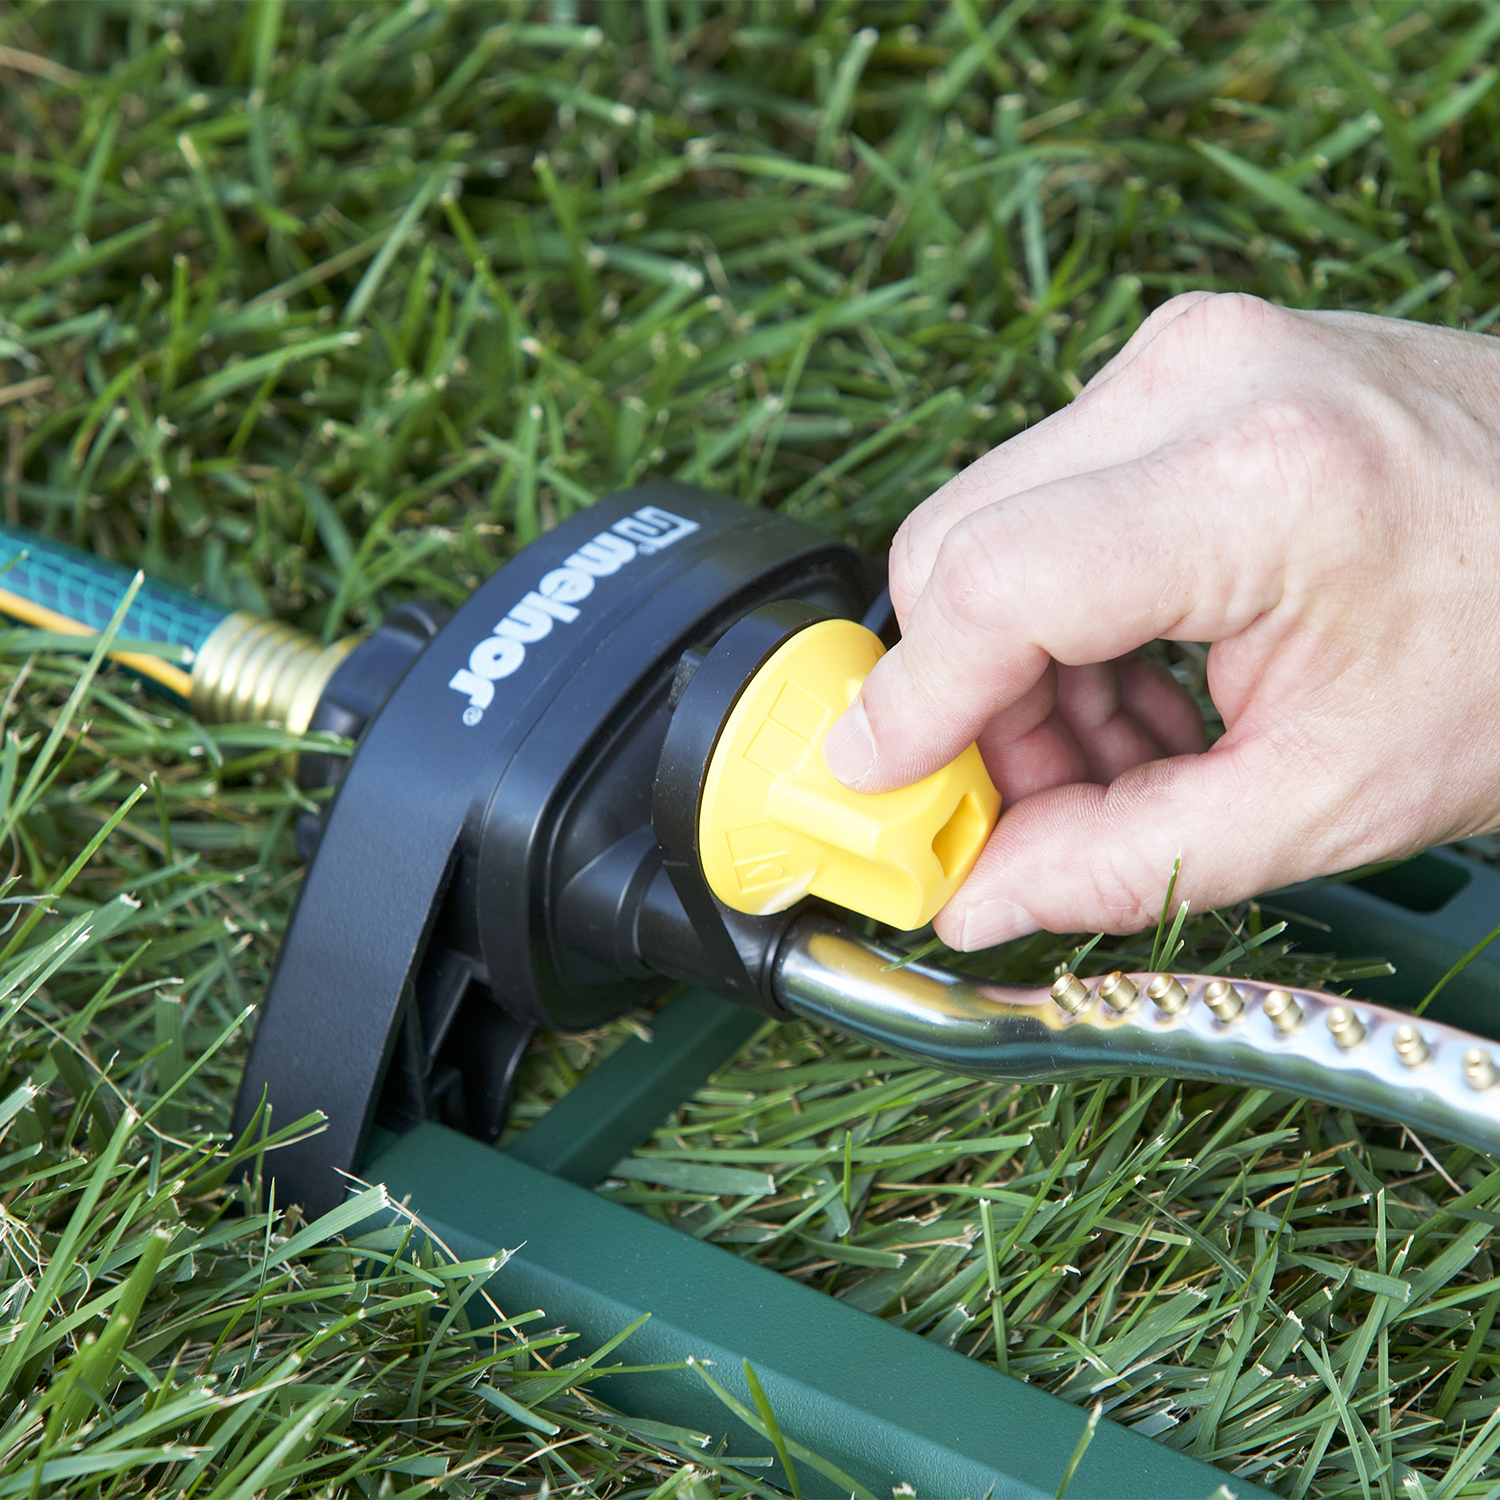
[367,990,1271,1500]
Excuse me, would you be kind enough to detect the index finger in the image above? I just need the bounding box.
[886,291,1227,620]
[823,456,1286,792]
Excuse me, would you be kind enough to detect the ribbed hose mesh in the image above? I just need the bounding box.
[0,525,229,661]
[0,524,354,727]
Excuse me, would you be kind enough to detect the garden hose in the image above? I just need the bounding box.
[0,523,355,732]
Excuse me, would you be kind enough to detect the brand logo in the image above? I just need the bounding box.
[448,504,700,725]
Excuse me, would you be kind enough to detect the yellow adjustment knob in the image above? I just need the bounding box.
[698,618,1000,931]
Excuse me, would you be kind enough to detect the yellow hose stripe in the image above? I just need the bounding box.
[0,585,196,699]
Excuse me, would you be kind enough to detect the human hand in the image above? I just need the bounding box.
[820,292,1500,949]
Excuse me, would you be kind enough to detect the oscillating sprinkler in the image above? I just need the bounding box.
[7,487,1500,1499]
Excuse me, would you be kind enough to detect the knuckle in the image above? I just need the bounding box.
[928,516,1010,637]
[1138,293,1296,390]
[1104,293,1289,408]
[1171,289,1285,347]
[1142,288,1216,333]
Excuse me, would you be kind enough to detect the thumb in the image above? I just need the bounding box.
[932,732,1320,949]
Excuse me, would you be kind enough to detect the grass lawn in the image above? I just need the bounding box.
[3,2,1500,1495]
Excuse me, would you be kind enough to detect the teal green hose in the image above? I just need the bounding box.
[0,525,229,666]
[0,524,354,729]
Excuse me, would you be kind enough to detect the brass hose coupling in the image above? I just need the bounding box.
[189,611,357,731]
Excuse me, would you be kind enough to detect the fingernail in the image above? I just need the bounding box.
[950,900,1040,952]
[822,697,875,787]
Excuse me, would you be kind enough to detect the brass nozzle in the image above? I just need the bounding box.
[1050,972,1090,1015]
[189,610,356,731]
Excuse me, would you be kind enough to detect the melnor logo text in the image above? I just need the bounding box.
[447,504,700,725]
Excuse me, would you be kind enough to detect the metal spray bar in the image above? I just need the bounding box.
[775,916,1500,1153]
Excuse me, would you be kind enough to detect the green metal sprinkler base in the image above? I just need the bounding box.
[356,847,1500,1498]
[366,992,1266,1500]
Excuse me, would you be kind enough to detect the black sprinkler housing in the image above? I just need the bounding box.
[235,483,880,1214]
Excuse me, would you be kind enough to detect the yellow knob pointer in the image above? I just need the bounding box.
[697,619,1000,931]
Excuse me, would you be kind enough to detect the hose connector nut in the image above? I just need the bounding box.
[1393,1024,1431,1068]
[1203,980,1244,1022]
[1097,971,1138,1013]
[1146,974,1188,1016]
[1051,973,1091,1016]
[1326,1006,1365,1050]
